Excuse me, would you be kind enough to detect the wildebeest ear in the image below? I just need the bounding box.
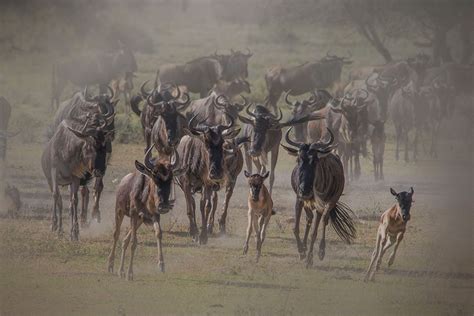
[410,187,414,195]
[223,127,241,139]
[112,100,119,107]
[135,160,152,177]
[244,170,251,178]
[262,171,270,179]
[390,188,397,196]
[67,126,89,139]
[280,144,298,156]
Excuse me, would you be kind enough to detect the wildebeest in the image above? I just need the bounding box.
[284,91,324,142]
[242,170,273,262]
[0,97,12,160]
[47,88,116,224]
[282,128,356,268]
[370,120,386,181]
[238,104,324,195]
[4,183,21,218]
[158,50,252,97]
[365,187,414,282]
[176,114,240,244]
[107,146,181,280]
[265,52,352,113]
[51,44,137,110]
[389,81,426,162]
[110,71,135,114]
[131,81,190,153]
[42,115,110,240]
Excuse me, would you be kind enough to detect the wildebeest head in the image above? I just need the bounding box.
[216,49,252,80]
[67,118,111,178]
[214,94,249,119]
[244,170,269,202]
[113,44,138,74]
[83,86,117,142]
[390,187,414,222]
[282,127,336,200]
[135,145,182,214]
[239,103,324,157]
[188,113,240,180]
[431,76,455,116]
[332,90,369,141]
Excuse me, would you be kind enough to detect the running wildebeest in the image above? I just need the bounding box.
[242,170,273,262]
[42,115,110,240]
[282,127,356,268]
[284,91,324,142]
[51,44,137,110]
[47,87,116,224]
[107,145,181,280]
[238,104,324,195]
[176,114,241,244]
[131,81,190,154]
[158,50,252,97]
[265,51,352,113]
[365,187,414,282]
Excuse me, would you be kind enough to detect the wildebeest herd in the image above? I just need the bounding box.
[28,46,472,281]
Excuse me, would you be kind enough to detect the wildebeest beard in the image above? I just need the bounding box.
[161,109,181,146]
[155,174,173,210]
[205,130,225,180]
[297,145,317,200]
[249,118,273,156]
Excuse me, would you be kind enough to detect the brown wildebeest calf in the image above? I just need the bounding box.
[107,146,181,280]
[365,187,414,282]
[242,171,273,262]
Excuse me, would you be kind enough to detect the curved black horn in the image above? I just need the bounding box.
[214,95,228,109]
[147,93,163,108]
[285,127,302,148]
[106,85,115,100]
[170,148,179,170]
[357,88,369,101]
[140,80,152,97]
[245,103,256,118]
[144,144,155,170]
[174,84,181,100]
[174,92,190,109]
[220,112,235,132]
[284,90,294,107]
[235,94,248,110]
[154,69,160,89]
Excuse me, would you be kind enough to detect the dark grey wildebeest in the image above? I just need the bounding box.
[131,81,190,154]
[238,104,324,195]
[42,115,111,240]
[176,114,241,244]
[107,145,182,280]
[265,52,352,113]
[282,128,356,268]
[0,97,15,160]
[51,45,137,110]
[158,50,252,98]
[47,88,116,224]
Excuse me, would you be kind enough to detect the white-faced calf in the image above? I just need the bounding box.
[107,146,181,280]
[365,187,414,281]
[243,171,273,262]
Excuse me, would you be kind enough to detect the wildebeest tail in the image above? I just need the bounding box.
[130,95,143,116]
[330,201,356,244]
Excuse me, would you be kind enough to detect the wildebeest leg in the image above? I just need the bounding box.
[293,199,304,258]
[255,215,263,262]
[354,149,361,180]
[69,179,80,241]
[199,187,211,245]
[267,91,281,114]
[413,128,420,162]
[369,225,387,281]
[207,191,218,235]
[50,168,60,233]
[404,130,409,163]
[152,214,165,273]
[91,177,103,223]
[218,180,235,235]
[302,207,313,257]
[243,210,253,255]
[364,226,383,282]
[80,185,89,226]
[306,212,322,268]
[108,209,124,273]
[269,145,279,195]
[127,214,140,281]
[318,206,332,261]
[376,235,395,271]
[257,215,270,262]
[395,127,401,161]
[183,184,198,241]
[387,232,404,267]
[373,153,378,181]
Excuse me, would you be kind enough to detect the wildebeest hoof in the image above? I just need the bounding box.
[207,224,214,235]
[388,257,395,267]
[299,252,306,260]
[159,261,165,273]
[318,248,325,261]
[242,245,248,255]
[199,232,208,245]
[119,270,125,278]
[51,221,58,232]
[127,271,133,281]
[108,264,114,274]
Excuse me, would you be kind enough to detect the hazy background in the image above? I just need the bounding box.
[0,1,472,315]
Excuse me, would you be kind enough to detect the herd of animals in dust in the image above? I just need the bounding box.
[1,43,472,282]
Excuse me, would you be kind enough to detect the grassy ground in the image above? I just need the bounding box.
[1,2,473,315]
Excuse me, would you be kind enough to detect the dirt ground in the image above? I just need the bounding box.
[0,114,472,315]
